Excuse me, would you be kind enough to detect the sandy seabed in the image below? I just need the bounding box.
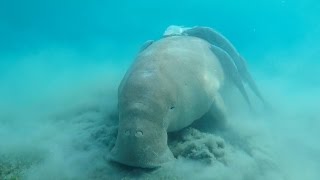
[0,51,319,180]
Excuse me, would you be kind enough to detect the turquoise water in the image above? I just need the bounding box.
[0,0,319,179]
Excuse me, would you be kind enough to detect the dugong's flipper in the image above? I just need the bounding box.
[192,93,228,131]
[210,45,252,108]
[209,93,228,128]
[183,27,266,106]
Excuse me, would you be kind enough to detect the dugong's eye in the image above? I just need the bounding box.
[135,130,143,137]
[169,106,175,110]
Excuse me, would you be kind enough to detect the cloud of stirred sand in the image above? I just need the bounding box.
[0,38,319,180]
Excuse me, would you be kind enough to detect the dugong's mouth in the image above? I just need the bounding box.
[110,145,174,168]
[110,126,175,168]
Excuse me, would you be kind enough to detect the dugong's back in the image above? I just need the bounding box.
[111,36,224,168]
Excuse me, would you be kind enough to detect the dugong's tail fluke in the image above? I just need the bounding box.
[210,45,252,108]
[183,26,266,107]
[239,56,267,105]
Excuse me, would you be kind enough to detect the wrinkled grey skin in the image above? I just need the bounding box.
[110,36,226,168]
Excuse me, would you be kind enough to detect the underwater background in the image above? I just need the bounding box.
[0,0,319,179]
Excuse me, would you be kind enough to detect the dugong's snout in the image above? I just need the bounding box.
[110,121,174,168]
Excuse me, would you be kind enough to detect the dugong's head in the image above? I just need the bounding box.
[110,71,177,168]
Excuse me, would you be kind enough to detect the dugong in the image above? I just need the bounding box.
[111,35,230,168]
[182,26,266,106]
[110,30,263,168]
